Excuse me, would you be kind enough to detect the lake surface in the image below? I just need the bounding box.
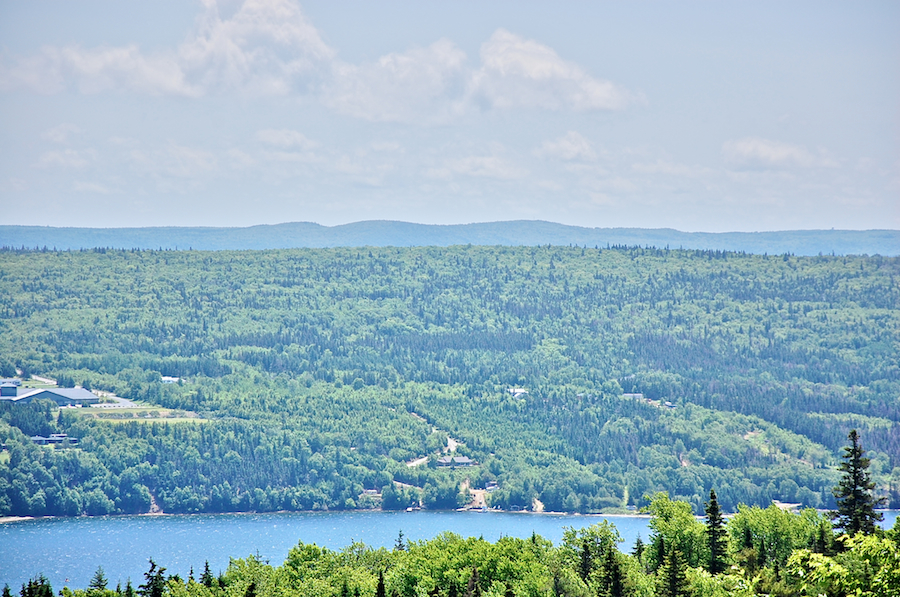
[0,511,652,590]
[2,509,896,591]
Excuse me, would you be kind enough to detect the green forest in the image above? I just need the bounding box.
[14,489,900,597]
[0,245,898,516]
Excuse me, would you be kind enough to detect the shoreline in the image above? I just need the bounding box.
[6,508,895,525]
[0,508,657,524]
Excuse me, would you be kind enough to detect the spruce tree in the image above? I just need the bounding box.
[831,429,886,536]
[656,545,688,597]
[2,585,11,597]
[578,539,592,583]
[137,559,166,597]
[704,489,728,575]
[88,566,108,592]
[465,568,481,597]
[631,536,644,561]
[20,576,52,597]
[200,561,216,588]
[602,547,624,597]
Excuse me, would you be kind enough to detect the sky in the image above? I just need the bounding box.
[0,0,897,232]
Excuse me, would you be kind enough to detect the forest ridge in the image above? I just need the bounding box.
[0,245,898,517]
[1,222,898,255]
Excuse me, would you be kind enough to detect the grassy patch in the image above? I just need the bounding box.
[73,407,206,423]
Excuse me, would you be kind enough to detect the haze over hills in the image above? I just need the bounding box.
[2,221,898,255]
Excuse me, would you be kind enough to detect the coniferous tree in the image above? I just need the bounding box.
[830,429,886,536]
[19,576,52,597]
[656,545,688,597]
[200,561,216,588]
[137,559,166,597]
[376,572,386,597]
[704,489,728,575]
[602,548,624,597]
[632,536,644,561]
[465,568,481,597]
[124,580,135,597]
[578,539,592,583]
[88,566,108,592]
[3,586,11,597]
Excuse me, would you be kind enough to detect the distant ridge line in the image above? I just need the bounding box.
[1,220,897,256]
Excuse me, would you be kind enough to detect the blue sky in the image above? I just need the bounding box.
[1,0,897,231]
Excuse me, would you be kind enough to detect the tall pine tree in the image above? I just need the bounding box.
[656,540,689,597]
[704,489,728,575]
[830,429,885,536]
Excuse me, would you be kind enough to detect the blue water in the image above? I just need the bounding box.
[1,509,896,591]
[0,511,651,590]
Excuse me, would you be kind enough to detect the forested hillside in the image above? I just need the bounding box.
[0,246,898,516]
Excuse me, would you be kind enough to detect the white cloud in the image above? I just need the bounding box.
[42,124,82,144]
[536,131,596,161]
[256,128,317,149]
[1,44,198,96]
[723,137,838,169]
[632,159,710,178]
[37,149,95,169]
[470,29,631,111]
[0,0,331,96]
[428,154,526,180]
[8,178,28,192]
[323,39,468,123]
[1,4,633,125]
[227,148,256,169]
[126,144,218,178]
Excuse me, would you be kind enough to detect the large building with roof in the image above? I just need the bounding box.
[0,387,99,406]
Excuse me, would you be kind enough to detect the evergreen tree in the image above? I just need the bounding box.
[376,572,386,597]
[602,548,624,597]
[465,568,481,597]
[2,585,11,597]
[200,562,216,588]
[137,559,166,597]
[19,577,52,597]
[88,566,108,592]
[631,536,644,561]
[578,539,592,583]
[124,580,135,597]
[394,530,406,551]
[704,489,728,575]
[813,519,833,555]
[656,545,689,597]
[830,429,886,536]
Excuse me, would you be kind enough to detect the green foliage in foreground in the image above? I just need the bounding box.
[27,493,900,597]
[0,246,899,516]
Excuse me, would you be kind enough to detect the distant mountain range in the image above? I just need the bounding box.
[2,221,898,256]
